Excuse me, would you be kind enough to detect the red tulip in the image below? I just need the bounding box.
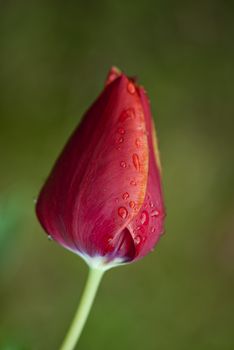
[36,67,165,270]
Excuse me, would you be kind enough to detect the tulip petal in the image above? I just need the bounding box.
[36,73,149,263]
[126,87,165,260]
[105,66,122,86]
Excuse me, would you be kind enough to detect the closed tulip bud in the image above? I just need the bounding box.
[36,67,165,271]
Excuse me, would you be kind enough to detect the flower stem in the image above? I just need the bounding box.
[59,267,104,350]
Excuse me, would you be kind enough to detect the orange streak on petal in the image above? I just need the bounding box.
[152,119,162,174]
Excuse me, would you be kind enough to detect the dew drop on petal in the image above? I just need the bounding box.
[130,180,137,186]
[129,201,135,208]
[48,235,53,241]
[120,161,127,168]
[151,209,159,217]
[117,137,124,144]
[140,210,149,225]
[151,227,156,233]
[135,235,142,245]
[122,192,129,200]
[107,236,114,246]
[117,127,125,135]
[118,207,128,219]
[135,138,141,148]
[137,225,145,235]
[127,81,136,94]
[119,108,135,122]
[132,153,140,171]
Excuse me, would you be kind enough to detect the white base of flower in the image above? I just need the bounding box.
[64,245,127,271]
[79,252,126,271]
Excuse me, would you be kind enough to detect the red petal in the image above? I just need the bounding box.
[36,72,149,262]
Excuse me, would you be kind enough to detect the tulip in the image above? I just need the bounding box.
[36,67,165,350]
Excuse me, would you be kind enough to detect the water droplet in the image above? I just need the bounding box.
[107,236,115,248]
[117,127,125,135]
[140,210,149,225]
[122,192,129,200]
[135,235,142,245]
[137,226,145,235]
[130,180,137,186]
[149,201,154,207]
[127,81,136,94]
[135,138,141,148]
[117,137,124,144]
[118,207,128,219]
[48,235,53,241]
[151,209,159,217]
[129,201,135,208]
[132,153,140,171]
[120,161,127,168]
[151,227,156,233]
[107,237,113,245]
[119,108,135,122]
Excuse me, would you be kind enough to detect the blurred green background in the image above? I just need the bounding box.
[0,1,234,349]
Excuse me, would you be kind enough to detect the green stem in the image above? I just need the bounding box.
[59,267,104,350]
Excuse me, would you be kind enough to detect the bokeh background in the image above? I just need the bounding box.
[0,1,234,349]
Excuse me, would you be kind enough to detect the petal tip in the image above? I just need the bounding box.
[105,66,122,86]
